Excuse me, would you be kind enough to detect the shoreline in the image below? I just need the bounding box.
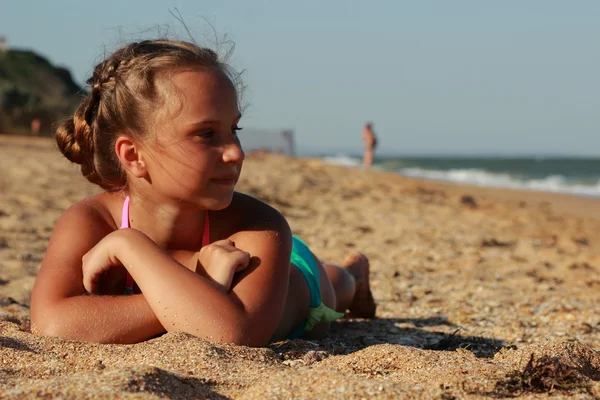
[313,151,600,222]
[399,172,600,221]
[322,154,600,205]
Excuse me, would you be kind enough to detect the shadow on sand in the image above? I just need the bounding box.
[271,316,510,359]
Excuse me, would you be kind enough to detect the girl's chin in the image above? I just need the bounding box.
[203,195,235,210]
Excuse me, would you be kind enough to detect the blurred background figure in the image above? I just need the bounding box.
[30,118,41,135]
[362,122,377,169]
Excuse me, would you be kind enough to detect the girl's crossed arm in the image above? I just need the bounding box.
[31,202,164,344]
[31,200,292,346]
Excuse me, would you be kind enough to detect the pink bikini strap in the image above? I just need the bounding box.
[122,196,134,293]
[120,195,130,229]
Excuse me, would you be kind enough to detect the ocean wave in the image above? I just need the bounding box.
[321,154,363,167]
[398,167,600,197]
[320,154,600,197]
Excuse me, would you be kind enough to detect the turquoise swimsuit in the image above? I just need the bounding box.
[287,236,345,339]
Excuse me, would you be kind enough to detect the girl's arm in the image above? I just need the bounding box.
[32,294,164,344]
[93,201,292,346]
[32,196,292,346]
[30,201,165,344]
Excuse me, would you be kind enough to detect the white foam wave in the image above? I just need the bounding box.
[322,154,362,167]
[399,167,600,197]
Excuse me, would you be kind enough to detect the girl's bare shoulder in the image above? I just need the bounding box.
[55,193,122,236]
[213,192,290,234]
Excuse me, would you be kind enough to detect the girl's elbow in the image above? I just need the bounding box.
[185,322,271,347]
[31,317,67,340]
[226,317,275,346]
[31,310,94,343]
[30,300,70,339]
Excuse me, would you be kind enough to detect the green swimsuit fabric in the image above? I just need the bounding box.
[286,236,345,339]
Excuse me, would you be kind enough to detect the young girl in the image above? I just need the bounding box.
[30,39,376,346]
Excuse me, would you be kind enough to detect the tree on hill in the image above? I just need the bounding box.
[0,49,82,136]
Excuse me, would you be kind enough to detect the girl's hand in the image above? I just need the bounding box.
[197,239,250,291]
[81,231,129,294]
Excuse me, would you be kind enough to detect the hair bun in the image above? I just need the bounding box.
[55,117,84,164]
[55,105,103,186]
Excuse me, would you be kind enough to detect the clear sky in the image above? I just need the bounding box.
[1,1,598,156]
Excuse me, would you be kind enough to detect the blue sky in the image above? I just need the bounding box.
[1,1,598,156]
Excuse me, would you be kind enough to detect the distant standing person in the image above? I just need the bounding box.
[31,118,41,136]
[362,122,377,169]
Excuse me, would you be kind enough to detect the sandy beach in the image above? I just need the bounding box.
[2,134,600,399]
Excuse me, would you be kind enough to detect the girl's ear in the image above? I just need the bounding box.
[115,136,147,178]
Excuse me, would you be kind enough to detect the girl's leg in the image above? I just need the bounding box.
[302,251,376,340]
[318,251,376,317]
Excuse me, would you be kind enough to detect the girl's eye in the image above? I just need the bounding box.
[232,126,243,135]
[196,130,214,139]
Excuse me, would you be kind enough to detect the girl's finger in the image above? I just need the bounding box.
[233,252,251,271]
[209,239,236,249]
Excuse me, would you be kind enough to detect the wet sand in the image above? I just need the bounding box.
[2,134,600,399]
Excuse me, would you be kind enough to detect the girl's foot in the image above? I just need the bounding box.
[342,251,376,318]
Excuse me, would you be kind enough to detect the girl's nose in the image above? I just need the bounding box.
[222,138,245,163]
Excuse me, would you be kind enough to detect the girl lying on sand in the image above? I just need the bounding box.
[30,39,376,346]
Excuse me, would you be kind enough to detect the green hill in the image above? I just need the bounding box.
[0,49,83,135]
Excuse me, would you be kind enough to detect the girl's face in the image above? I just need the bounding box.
[143,68,245,210]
